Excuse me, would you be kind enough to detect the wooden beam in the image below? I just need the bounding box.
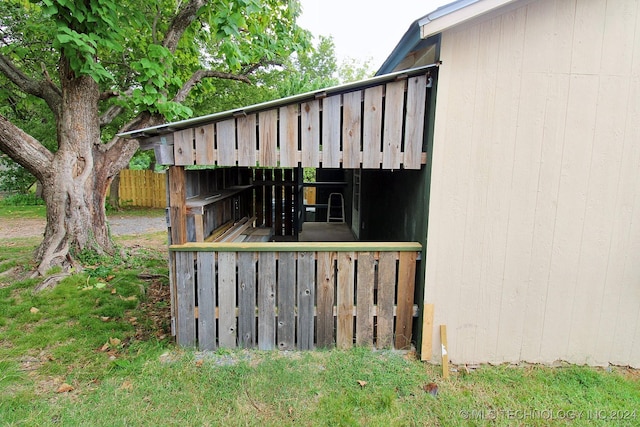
[440,325,449,379]
[168,166,187,245]
[170,241,422,252]
[420,304,435,361]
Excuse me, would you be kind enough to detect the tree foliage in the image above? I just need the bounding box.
[0,0,311,275]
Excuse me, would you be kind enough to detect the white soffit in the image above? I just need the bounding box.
[419,0,519,38]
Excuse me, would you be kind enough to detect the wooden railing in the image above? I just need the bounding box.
[169,242,421,351]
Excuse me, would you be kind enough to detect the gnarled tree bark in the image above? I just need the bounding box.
[0,0,255,276]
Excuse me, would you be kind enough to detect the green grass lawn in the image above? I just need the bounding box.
[0,209,638,426]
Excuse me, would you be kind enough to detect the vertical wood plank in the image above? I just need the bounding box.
[316,251,336,348]
[218,252,237,348]
[238,252,256,348]
[284,169,293,236]
[301,100,320,167]
[342,91,362,169]
[255,169,264,226]
[356,252,375,347]
[217,119,237,166]
[441,325,450,379]
[168,166,187,245]
[395,251,416,349]
[277,252,296,350]
[274,169,283,236]
[382,80,405,170]
[169,251,177,337]
[279,105,299,167]
[174,128,194,165]
[195,124,215,165]
[297,251,315,350]
[258,251,277,350]
[264,169,273,227]
[420,304,434,361]
[404,75,427,169]
[175,251,196,347]
[322,95,342,168]
[194,214,204,241]
[237,114,257,167]
[197,252,217,350]
[336,251,355,349]
[377,251,396,348]
[362,86,383,169]
[259,110,278,167]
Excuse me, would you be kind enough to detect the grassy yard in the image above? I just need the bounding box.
[0,209,638,426]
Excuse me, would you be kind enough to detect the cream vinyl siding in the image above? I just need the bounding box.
[424,0,640,367]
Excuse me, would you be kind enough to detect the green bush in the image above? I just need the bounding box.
[0,193,45,206]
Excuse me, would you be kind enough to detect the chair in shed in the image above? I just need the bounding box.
[326,193,345,223]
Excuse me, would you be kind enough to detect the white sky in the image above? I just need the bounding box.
[297,0,451,70]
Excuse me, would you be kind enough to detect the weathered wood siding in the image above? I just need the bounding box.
[169,242,421,350]
[424,0,640,367]
[169,76,429,169]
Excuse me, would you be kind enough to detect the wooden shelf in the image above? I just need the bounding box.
[186,185,252,215]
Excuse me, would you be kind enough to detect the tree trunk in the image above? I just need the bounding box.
[32,61,115,274]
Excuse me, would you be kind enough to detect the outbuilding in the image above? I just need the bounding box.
[124,0,640,367]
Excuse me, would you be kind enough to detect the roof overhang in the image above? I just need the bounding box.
[120,65,435,140]
[122,64,438,171]
[419,0,518,38]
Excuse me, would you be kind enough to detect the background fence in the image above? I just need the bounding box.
[118,169,166,208]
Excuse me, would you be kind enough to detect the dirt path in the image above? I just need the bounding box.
[0,215,166,240]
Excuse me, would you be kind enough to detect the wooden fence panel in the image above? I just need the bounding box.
[342,91,362,169]
[218,252,237,348]
[377,251,396,348]
[363,86,384,169]
[170,243,420,352]
[175,251,196,347]
[404,75,427,169]
[279,105,299,167]
[382,80,405,170]
[356,252,375,346]
[259,110,278,167]
[197,252,217,350]
[277,252,296,350]
[297,251,315,350]
[217,119,236,166]
[395,251,417,349]
[301,100,321,167]
[174,128,194,165]
[195,124,215,165]
[316,251,336,348]
[258,251,277,350]
[322,96,342,168]
[238,252,256,348]
[337,252,355,349]
[237,114,257,167]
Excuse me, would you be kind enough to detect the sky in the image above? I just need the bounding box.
[297,0,451,70]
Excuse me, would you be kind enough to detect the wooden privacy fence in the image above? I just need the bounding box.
[170,242,421,351]
[118,169,166,208]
